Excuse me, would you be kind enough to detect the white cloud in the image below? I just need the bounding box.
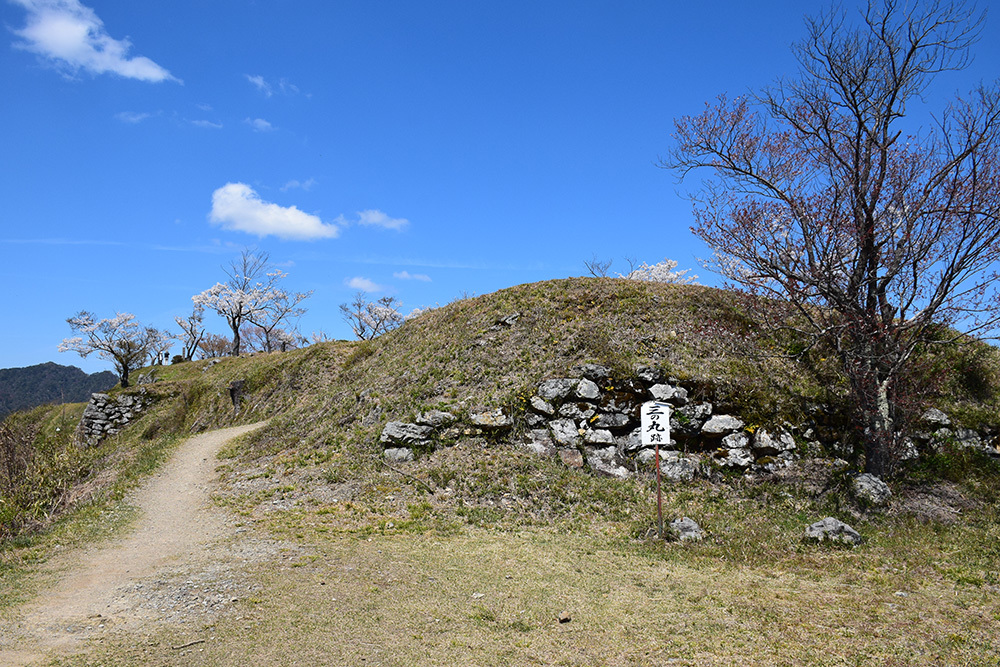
[196,102,213,111]
[115,110,151,123]
[10,0,179,82]
[191,119,222,129]
[246,74,300,97]
[393,270,431,282]
[357,209,409,230]
[281,178,316,192]
[245,117,273,132]
[245,74,272,97]
[346,276,382,292]
[209,182,339,241]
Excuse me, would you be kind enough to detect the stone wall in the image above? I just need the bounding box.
[76,390,149,447]
[380,363,1000,479]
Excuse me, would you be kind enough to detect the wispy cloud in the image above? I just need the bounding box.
[196,102,213,112]
[281,178,316,192]
[393,270,431,282]
[345,276,383,292]
[208,182,339,241]
[245,74,271,97]
[246,74,300,97]
[115,110,151,123]
[245,117,273,132]
[191,119,222,129]
[10,0,180,82]
[356,209,409,230]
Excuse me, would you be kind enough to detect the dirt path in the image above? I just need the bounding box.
[0,422,267,666]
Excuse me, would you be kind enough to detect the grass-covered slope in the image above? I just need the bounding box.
[5,277,1000,546]
[5,278,1000,665]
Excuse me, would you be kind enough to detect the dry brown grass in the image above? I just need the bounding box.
[51,525,1000,666]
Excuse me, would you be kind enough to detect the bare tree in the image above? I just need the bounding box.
[339,293,404,340]
[667,0,1000,476]
[197,333,231,359]
[58,312,159,388]
[584,255,613,278]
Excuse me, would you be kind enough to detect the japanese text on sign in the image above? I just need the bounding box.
[640,401,672,446]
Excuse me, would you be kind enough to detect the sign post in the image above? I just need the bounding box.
[641,401,672,539]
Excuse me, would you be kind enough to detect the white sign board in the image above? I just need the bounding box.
[640,401,672,446]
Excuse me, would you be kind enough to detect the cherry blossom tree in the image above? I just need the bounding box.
[144,327,174,365]
[339,293,403,340]
[194,249,310,356]
[58,311,158,388]
[247,287,311,352]
[175,305,206,361]
[620,258,698,284]
[667,0,1000,476]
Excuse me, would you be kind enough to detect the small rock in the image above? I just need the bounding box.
[416,410,457,427]
[383,448,415,463]
[852,473,892,506]
[635,365,664,384]
[593,413,631,429]
[572,364,612,382]
[529,396,555,416]
[649,384,689,405]
[538,379,578,402]
[558,402,596,420]
[583,429,615,445]
[661,456,699,482]
[575,378,601,401]
[805,517,862,545]
[550,419,582,447]
[558,449,585,469]
[469,409,513,430]
[558,611,572,624]
[716,447,754,468]
[921,408,951,427]
[752,428,796,456]
[701,415,745,437]
[380,422,433,446]
[670,517,705,542]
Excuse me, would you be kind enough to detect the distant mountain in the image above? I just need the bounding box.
[0,362,118,420]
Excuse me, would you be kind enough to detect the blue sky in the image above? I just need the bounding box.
[2,0,998,375]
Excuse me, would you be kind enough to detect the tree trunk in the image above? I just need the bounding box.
[863,378,894,478]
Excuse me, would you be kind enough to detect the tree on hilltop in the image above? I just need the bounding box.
[340,293,403,340]
[194,249,311,357]
[58,311,161,388]
[667,0,1000,477]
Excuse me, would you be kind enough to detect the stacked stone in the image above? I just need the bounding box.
[76,391,148,447]
[911,408,1000,458]
[522,364,750,480]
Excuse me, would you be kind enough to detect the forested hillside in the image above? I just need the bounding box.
[0,362,116,420]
